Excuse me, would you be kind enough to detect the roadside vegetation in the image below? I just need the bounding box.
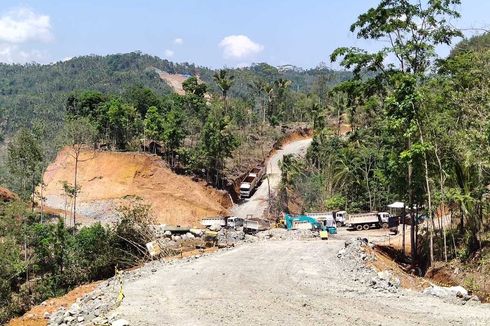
[281,0,490,283]
[0,198,154,324]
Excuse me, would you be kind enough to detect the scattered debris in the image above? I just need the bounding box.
[337,237,400,293]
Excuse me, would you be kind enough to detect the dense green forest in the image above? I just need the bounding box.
[0,52,349,138]
[0,51,350,192]
[281,0,490,278]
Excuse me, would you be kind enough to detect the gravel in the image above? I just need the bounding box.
[48,236,490,325]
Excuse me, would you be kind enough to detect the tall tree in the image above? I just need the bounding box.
[6,129,44,203]
[62,117,97,230]
[162,106,186,166]
[213,69,234,114]
[144,106,165,144]
[200,110,239,187]
[331,0,462,262]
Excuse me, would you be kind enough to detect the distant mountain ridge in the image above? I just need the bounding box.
[0,51,350,138]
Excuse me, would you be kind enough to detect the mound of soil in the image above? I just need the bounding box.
[43,148,231,226]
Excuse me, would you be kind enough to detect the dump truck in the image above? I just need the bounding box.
[226,216,244,229]
[201,216,244,229]
[243,218,270,233]
[305,211,347,227]
[240,165,265,198]
[201,216,227,228]
[345,212,391,231]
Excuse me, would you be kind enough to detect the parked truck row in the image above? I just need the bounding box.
[201,215,270,233]
[303,211,398,232]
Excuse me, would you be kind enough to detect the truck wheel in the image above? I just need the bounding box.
[336,221,342,228]
[362,224,370,230]
[356,224,363,231]
[382,223,389,229]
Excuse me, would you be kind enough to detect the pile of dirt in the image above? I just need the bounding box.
[42,148,232,226]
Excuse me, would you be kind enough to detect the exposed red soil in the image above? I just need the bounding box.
[43,149,232,227]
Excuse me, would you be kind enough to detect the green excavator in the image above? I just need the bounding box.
[283,213,336,239]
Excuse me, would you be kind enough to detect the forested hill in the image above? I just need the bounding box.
[0,52,350,138]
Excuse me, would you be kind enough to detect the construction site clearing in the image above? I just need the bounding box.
[12,225,490,326]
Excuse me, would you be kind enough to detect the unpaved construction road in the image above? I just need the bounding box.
[231,138,312,219]
[109,239,490,325]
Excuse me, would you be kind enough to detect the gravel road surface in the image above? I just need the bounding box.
[231,138,312,219]
[109,239,490,326]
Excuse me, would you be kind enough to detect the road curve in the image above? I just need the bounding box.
[231,138,312,219]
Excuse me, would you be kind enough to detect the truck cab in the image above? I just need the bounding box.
[334,211,347,227]
[378,212,390,223]
[239,183,252,198]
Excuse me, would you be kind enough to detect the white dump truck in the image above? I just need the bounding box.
[305,211,347,227]
[243,217,270,233]
[226,216,244,229]
[240,165,265,198]
[345,212,390,231]
[201,216,244,229]
[201,216,226,228]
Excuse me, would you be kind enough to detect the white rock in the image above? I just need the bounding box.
[424,285,469,299]
[64,316,75,323]
[92,316,108,325]
[112,319,130,326]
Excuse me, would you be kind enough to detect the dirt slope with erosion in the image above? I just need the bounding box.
[43,148,231,226]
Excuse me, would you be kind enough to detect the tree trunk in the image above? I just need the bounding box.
[73,151,79,233]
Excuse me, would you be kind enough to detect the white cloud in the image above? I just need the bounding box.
[219,35,263,60]
[0,7,53,44]
[0,43,45,63]
[164,49,174,58]
[174,38,183,45]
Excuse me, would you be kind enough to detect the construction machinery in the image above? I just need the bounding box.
[305,211,347,227]
[283,213,336,239]
[240,165,265,198]
[345,212,391,231]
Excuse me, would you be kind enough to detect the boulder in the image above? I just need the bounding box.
[424,285,469,300]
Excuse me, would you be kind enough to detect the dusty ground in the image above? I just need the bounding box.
[42,149,231,226]
[231,138,312,219]
[107,239,490,326]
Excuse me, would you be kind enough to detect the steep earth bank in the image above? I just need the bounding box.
[43,148,231,226]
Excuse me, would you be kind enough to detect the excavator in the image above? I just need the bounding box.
[283,213,336,239]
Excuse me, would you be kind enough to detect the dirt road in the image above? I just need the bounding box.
[109,239,490,325]
[231,138,312,219]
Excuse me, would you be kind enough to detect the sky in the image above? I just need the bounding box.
[0,0,489,69]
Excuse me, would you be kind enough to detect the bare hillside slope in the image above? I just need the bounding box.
[43,149,231,226]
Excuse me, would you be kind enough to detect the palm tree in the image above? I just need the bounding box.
[213,69,234,114]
